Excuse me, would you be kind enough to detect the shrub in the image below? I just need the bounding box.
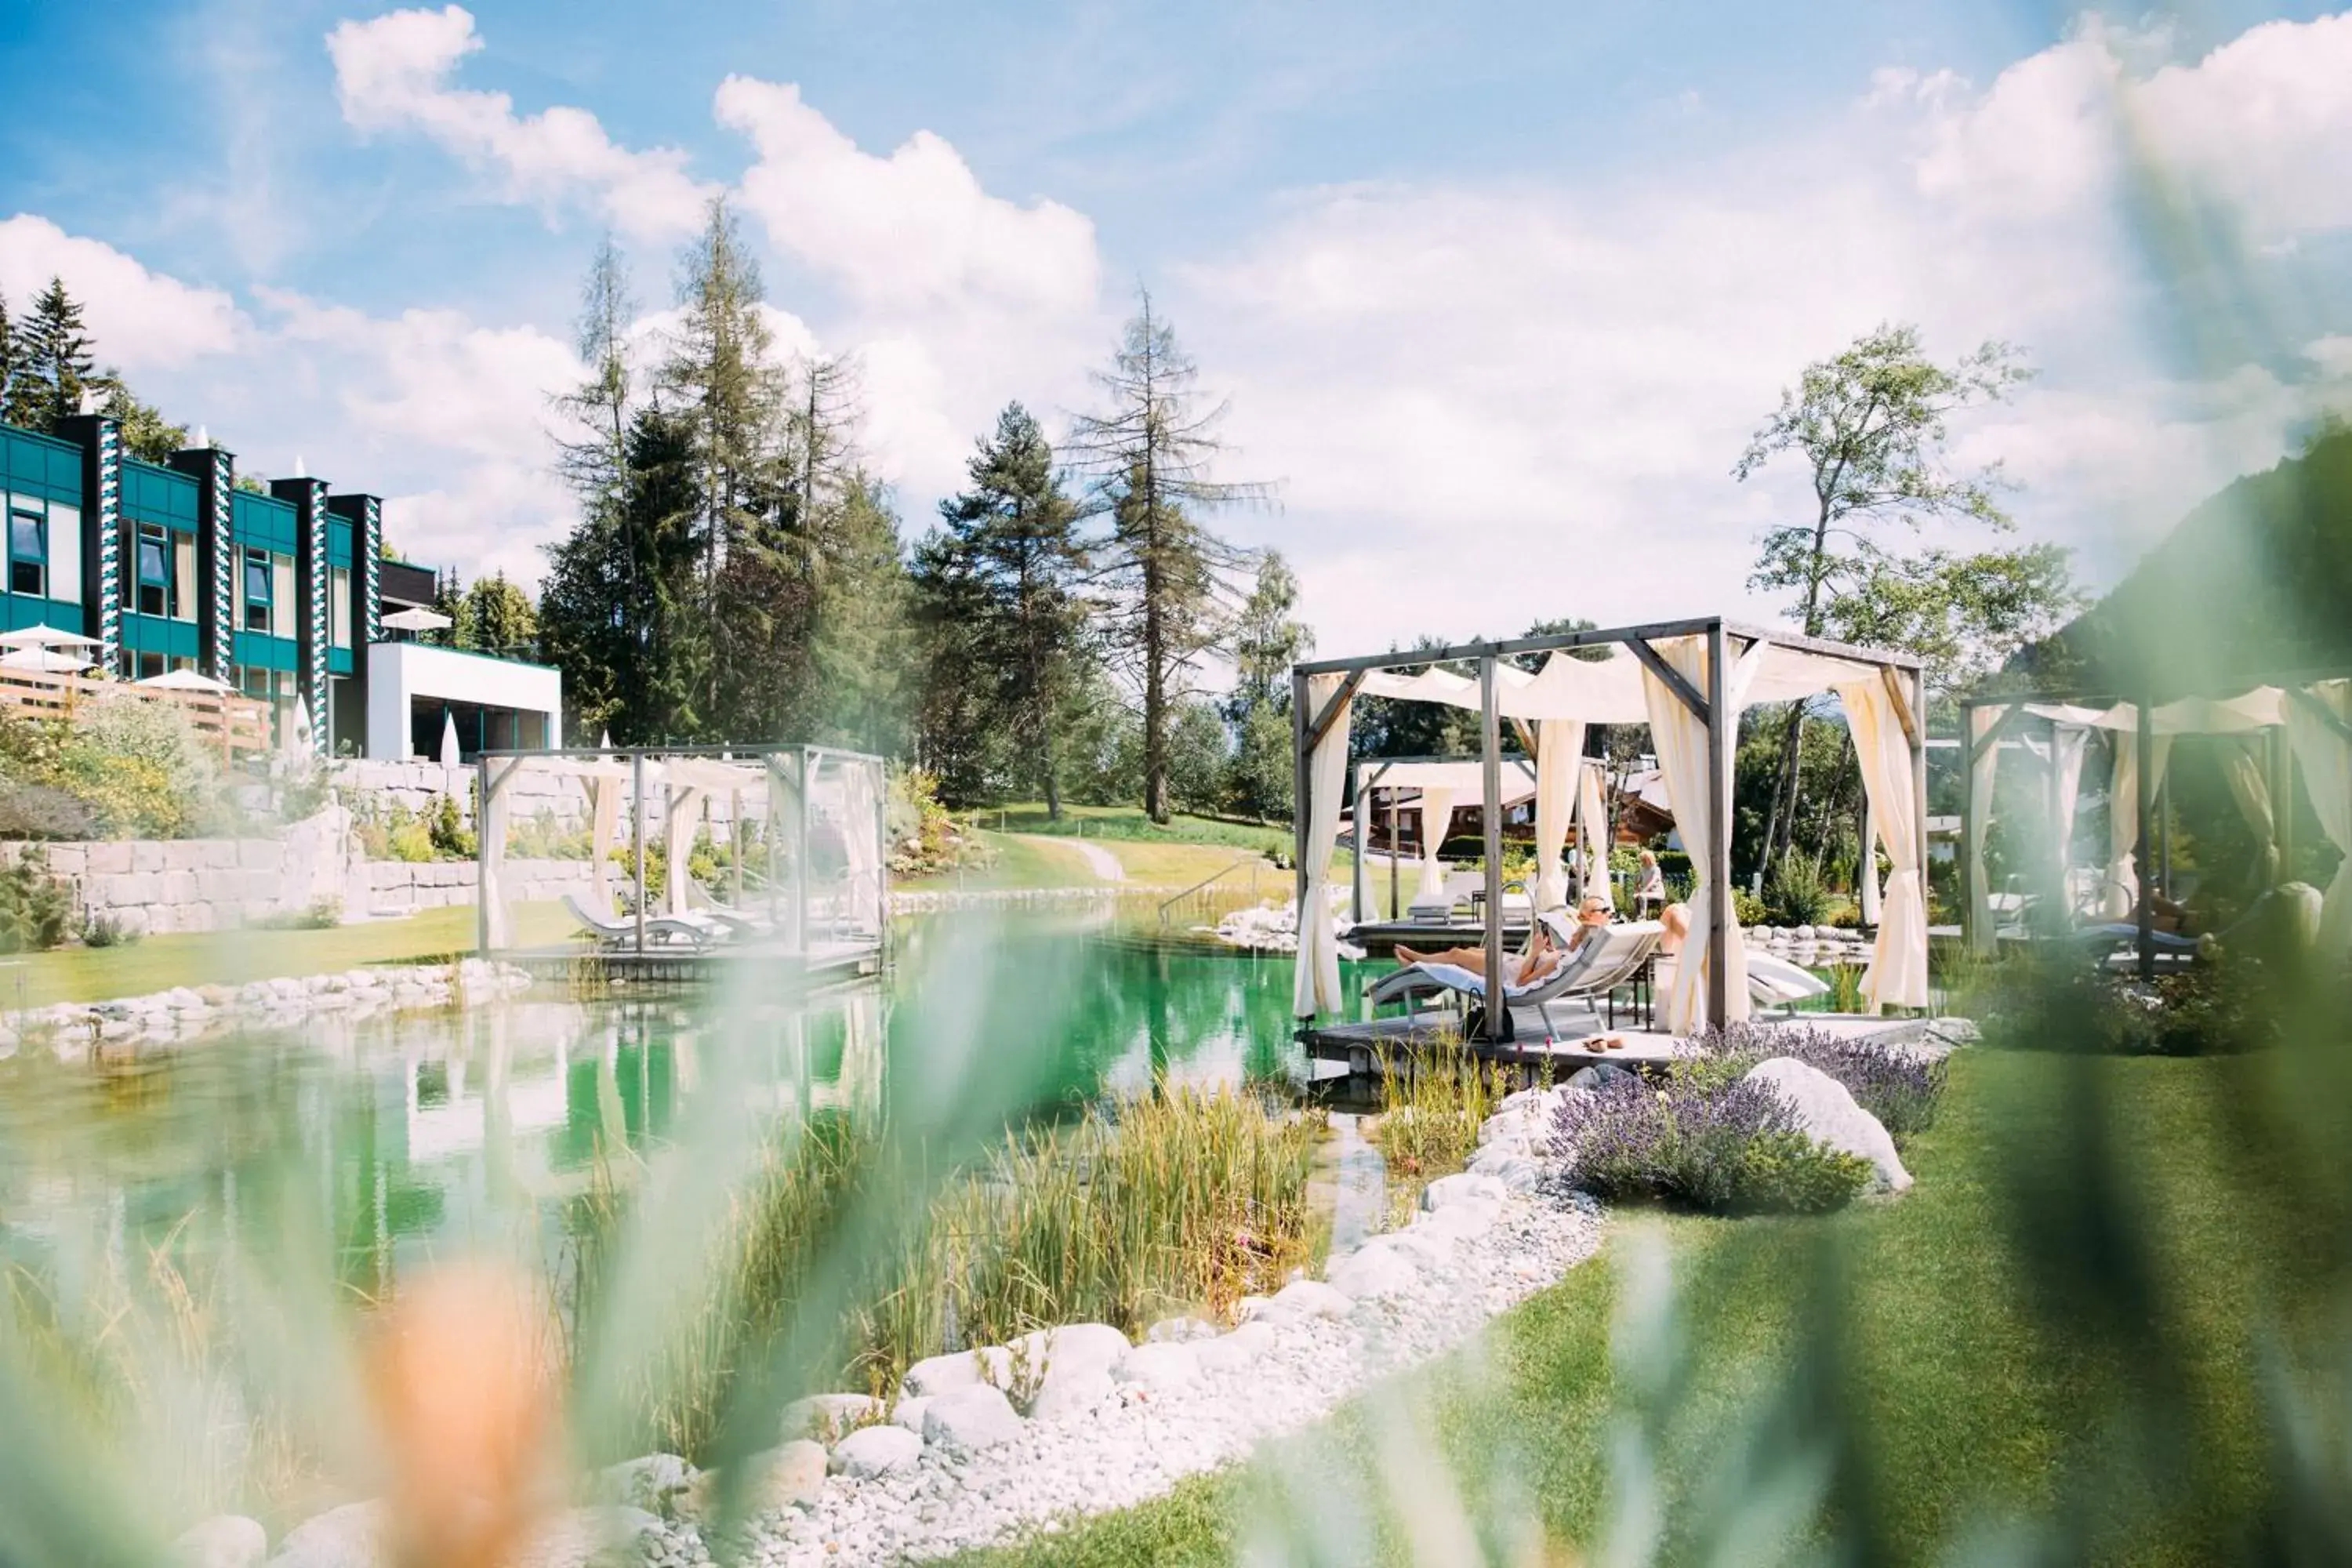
[81,912,139,948]
[0,848,71,953]
[247,897,342,931]
[1764,849,1831,927]
[1555,1073,1873,1214]
[1828,902,1863,929]
[387,820,434,862]
[0,782,94,840]
[1969,950,2276,1058]
[1732,887,1767,927]
[55,754,188,838]
[426,793,475,859]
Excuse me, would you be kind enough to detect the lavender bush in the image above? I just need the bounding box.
[1554,1073,1873,1215]
[1688,1022,1947,1140]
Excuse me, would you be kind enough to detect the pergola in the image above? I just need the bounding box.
[473,742,888,963]
[1959,671,2352,977]
[1292,616,1928,1040]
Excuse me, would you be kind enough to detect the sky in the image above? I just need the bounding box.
[3,0,2351,659]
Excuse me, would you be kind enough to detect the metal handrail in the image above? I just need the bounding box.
[1157,855,1265,927]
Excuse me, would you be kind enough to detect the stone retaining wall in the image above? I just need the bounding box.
[331,758,753,833]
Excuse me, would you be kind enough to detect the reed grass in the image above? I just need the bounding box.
[1369,1042,1511,1224]
[566,1082,1326,1463]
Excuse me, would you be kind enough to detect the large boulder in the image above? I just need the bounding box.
[1421,1171,1507,1210]
[1027,1367,1117,1421]
[1192,1321,1278,1374]
[684,1441,828,1517]
[921,1384,1024,1454]
[267,1501,382,1568]
[781,1392,884,1442]
[175,1515,267,1568]
[831,1423,924,1479]
[1112,1341,1203,1392]
[590,1453,696,1516]
[890,1396,931,1433]
[1272,1279,1352,1318]
[1743,1057,1912,1192]
[1414,1197,1501,1243]
[902,1348,985,1398]
[1327,1243,1418,1301]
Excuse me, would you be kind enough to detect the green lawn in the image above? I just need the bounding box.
[968,804,1292,857]
[2,901,578,1009]
[959,1050,2317,1566]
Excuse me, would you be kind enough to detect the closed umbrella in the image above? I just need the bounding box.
[438,710,462,768]
[282,695,314,758]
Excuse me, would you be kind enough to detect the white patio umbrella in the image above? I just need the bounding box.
[0,625,101,651]
[135,667,238,694]
[0,647,93,673]
[382,606,454,633]
[282,695,314,757]
[438,710,462,768]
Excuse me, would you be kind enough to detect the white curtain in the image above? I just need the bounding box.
[481,760,514,949]
[589,775,620,910]
[1532,719,1583,910]
[1838,677,1928,1011]
[1859,792,1882,927]
[1294,673,1354,1018]
[2051,724,2089,914]
[1414,785,1458,902]
[1967,706,2004,953]
[1641,636,1762,1035]
[2099,729,2174,920]
[844,760,884,931]
[663,786,703,916]
[2216,739,2279,887]
[2285,682,2352,957]
[1574,757,1607,900]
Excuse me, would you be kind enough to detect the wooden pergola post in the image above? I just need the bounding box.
[1479,655,1506,1044]
[2135,694,2154,982]
[1291,669,1310,938]
[1704,622,1730,1033]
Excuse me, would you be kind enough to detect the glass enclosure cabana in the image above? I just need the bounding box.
[1294,617,1928,1040]
[473,742,889,974]
[1959,673,2352,977]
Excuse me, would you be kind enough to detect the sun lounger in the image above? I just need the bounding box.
[1743,950,1831,1011]
[564,893,725,953]
[1370,919,1666,1042]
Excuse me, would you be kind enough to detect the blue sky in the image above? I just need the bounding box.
[4,2,2351,655]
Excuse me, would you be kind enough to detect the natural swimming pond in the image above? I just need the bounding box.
[0,909,1379,1287]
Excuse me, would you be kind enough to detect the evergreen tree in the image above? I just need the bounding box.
[1068,292,1269,823]
[916,403,1093,816]
[1224,551,1310,820]
[462,571,539,657]
[0,298,16,423]
[6,278,96,431]
[802,470,908,753]
[93,377,188,463]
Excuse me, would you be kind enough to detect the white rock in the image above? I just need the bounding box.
[592,1452,695,1514]
[267,1500,381,1568]
[1112,1341,1202,1392]
[1026,1367,1117,1421]
[902,1348,985,1398]
[923,1384,1024,1454]
[1191,1320,1277,1374]
[1415,1197,1503,1243]
[1036,1322,1131,1378]
[1379,1227,1456,1268]
[831,1423,924,1479]
[890,1396,931,1433]
[515,1507,663,1568]
[1269,1278,1352,1318]
[688,1441,827,1515]
[1744,1057,1912,1192]
[1475,1109,1533,1147]
[781,1392,884,1441]
[174,1514,267,1568]
[1327,1244,1419,1300]
[1421,1171,1507,1210]
[1145,1316,1220,1343]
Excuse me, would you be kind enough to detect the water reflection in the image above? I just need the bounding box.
[0,912,1374,1286]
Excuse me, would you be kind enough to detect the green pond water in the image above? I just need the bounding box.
[0,910,1380,1292]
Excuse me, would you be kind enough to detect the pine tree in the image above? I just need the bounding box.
[7,278,96,431]
[463,572,539,656]
[1068,292,1269,823]
[0,297,16,423]
[1224,551,1310,821]
[916,403,1094,816]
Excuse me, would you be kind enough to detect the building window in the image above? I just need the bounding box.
[330,567,352,649]
[271,555,296,639]
[173,535,197,622]
[242,549,271,632]
[136,524,171,617]
[9,508,44,597]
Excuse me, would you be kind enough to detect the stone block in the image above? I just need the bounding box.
[83,840,132,876]
[162,870,201,905]
[130,841,165,874]
[238,840,278,870]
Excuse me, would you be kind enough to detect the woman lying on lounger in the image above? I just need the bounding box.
[1394,892,1613,983]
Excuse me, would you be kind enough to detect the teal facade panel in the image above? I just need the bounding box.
[122,461,200,528]
[2,427,82,503]
[234,630,299,672]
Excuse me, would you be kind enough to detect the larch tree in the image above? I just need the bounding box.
[1735,321,2029,864]
[1068,292,1269,824]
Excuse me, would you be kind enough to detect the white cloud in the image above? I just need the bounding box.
[1173,10,2352,656]
[327,5,715,241]
[0,215,247,370]
[714,77,1100,315]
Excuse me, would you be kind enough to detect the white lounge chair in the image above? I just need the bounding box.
[1371,918,1666,1042]
[564,893,725,953]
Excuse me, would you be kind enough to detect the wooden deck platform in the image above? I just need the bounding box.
[1299,1005,1931,1076]
[503,939,882,989]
